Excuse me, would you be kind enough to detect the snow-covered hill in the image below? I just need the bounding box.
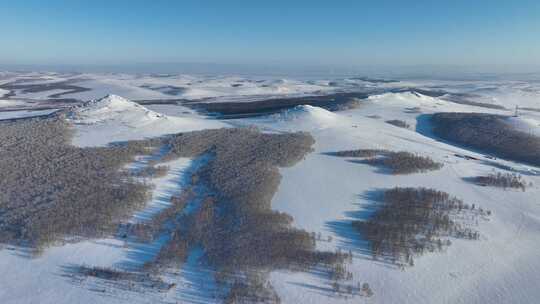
[68,94,226,147]
[264,105,340,130]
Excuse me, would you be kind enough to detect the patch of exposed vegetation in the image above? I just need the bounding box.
[431,112,540,166]
[328,149,443,174]
[70,265,174,293]
[326,149,388,158]
[440,93,507,110]
[366,115,381,119]
[133,165,170,178]
[333,98,362,111]
[385,119,410,129]
[350,76,399,84]
[404,106,421,114]
[353,188,490,267]
[225,273,281,304]
[520,107,540,113]
[0,115,160,249]
[363,151,443,174]
[469,172,528,191]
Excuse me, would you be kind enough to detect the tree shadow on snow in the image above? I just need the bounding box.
[324,189,396,268]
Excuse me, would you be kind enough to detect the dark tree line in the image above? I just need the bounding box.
[431,112,540,166]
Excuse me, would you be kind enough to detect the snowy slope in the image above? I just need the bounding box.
[233,93,540,304]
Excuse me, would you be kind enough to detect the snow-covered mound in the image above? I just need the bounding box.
[254,105,340,131]
[368,91,439,107]
[70,94,163,125]
[68,94,226,147]
[277,105,336,121]
[268,105,340,130]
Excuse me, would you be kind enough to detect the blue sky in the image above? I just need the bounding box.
[1,0,539,68]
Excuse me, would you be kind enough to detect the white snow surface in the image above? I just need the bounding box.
[2,74,540,304]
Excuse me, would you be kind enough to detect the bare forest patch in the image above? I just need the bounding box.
[0,115,160,249]
[353,188,490,267]
[431,112,540,167]
[385,119,410,129]
[467,172,529,191]
[131,128,356,302]
[328,149,443,174]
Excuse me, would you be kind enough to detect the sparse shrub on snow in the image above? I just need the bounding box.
[470,172,528,191]
[363,151,443,174]
[328,149,443,174]
[134,165,170,178]
[328,149,388,158]
[73,265,174,292]
[386,119,410,129]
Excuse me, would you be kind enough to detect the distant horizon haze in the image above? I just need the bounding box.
[1,0,539,70]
